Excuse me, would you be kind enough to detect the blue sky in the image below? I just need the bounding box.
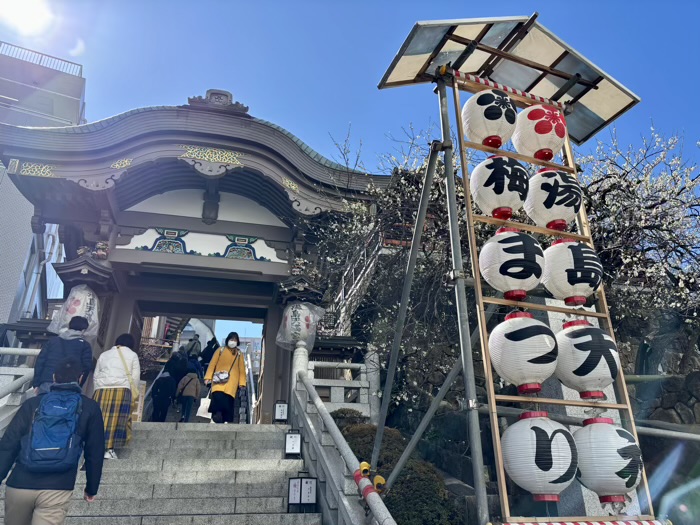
[2,0,699,171]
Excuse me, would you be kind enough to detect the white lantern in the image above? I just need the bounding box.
[502,411,578,502]
[512,104,567,161]
[524,169,582,231]
[574,418,643,503]
[461,89,517,148]
[471,156,529,220]
[542,240,603,305]
[489,312,557,394]
[555,320,620,399]
[479,228,544,301]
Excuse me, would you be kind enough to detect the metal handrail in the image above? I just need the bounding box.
[0,41,83,77]
[297,370,397,525]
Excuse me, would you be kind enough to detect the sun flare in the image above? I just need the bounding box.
[0,0,54,37]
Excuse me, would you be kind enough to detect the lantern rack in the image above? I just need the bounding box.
[471,214,591,241]
[448,72,656,524]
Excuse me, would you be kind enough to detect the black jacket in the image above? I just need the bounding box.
[151,374,177,405]
[0,384,105,496]
[33,335,93,387]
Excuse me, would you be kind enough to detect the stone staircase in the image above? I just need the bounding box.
[1,422,321,525]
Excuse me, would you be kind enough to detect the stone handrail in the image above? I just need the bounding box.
[293,369,396,525]
[0,347,40,434]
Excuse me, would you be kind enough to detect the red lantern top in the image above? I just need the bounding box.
[519,411,549,420]
[505,311,533,321]
[582,417,614,426]
[562,319,591,330]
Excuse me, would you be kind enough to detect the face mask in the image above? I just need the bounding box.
[227,341,237,349]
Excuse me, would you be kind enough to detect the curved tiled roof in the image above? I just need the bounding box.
[15,106,367,176]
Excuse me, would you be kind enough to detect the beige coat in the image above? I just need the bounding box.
[204,347,246,398]
[177,372,201,398]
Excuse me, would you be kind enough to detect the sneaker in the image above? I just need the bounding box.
[104,449,118,460]
[103,451,111,459]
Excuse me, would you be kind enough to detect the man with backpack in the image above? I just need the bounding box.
[33,316,94,394]
[0,359,105,525]
[184,334,201,358]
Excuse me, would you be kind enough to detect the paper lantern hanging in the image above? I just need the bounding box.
[512,104,567,161]
[542,239,603,305]
[501,411,578,502]
[524,169,582,231]
[489,311,558,394]
[479,228,544,301]
[471,156,529,220]
[555,320,620,399]
[574,418,643,503]
[461,89,517,148]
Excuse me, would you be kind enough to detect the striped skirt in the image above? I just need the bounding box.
[94,387,133,449]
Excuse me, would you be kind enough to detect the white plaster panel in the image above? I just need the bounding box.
[117,229,285,263]
[125,189,287,227]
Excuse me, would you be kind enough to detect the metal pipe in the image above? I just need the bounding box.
[370,141,441,469]
[477,405,700,443]
[298,371,397,525]
[437,78,489,525]
[0,348,40,357]
[385,302,498,492]
[0,373,34,399]
[625,375,684,384]
[311,361,364,370]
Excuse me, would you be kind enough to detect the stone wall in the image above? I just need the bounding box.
[632,372,700,424]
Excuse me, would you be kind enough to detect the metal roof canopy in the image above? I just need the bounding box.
[378,13,640,145]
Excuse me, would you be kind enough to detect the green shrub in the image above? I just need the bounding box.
[330,408,368,431]
[342,423,461,525]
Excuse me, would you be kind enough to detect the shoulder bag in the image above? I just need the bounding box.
[116,346,140,406]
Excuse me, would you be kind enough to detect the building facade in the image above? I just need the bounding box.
[0,42,86,332]
[0,86,385,421]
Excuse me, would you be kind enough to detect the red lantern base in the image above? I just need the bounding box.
[492,207,513,220]
[533,494,560,502]
[599,495,626,504]
[562,320,591,329]
[517,383,542,394]
[504,290,527,301]
[546,219,568,231]
[580,390,605,400]
[482,135,503,148]
[534,148,554,161]
[564,295,587,306]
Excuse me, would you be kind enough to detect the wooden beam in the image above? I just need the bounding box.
[452,23,492,71]
[493,394,628,411]
[462,139,575,173]
[481,296,608,319]
[480,12,539,77]
[471,215,590,241]
[448,34,598,88]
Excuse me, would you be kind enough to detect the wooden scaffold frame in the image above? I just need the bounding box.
[445,68,657,524]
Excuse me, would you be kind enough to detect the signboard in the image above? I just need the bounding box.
[301,478,317,504]
[274,400,288,422]
[133,380,147,422]
[288,478,302,505]
[285,430,301,456]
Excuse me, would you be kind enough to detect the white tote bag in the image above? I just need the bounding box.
[196,392,212,420]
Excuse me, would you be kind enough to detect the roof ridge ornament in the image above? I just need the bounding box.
[186,89,249,114]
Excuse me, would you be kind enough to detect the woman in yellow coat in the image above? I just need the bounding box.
[204,332,247,423]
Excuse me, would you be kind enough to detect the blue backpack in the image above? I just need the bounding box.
[18,390,83,473]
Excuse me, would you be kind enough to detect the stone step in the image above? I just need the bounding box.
[66,497,284,517]
[120,447,285,460]
[133,423,290,433]
[77,463,304,485]
[126,438,284,451]
[131,430,285,442]
[1,482,289,500]
[0,513,321,525]
[101,458,298,473]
